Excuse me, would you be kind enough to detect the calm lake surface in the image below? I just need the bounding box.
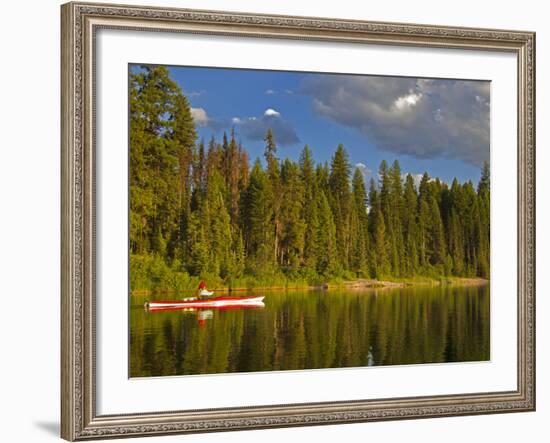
[130,284,489,377]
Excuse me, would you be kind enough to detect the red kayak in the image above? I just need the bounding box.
[145,295,265,311]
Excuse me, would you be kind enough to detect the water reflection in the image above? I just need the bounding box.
[146,303,265,328]
[130,284,490,377]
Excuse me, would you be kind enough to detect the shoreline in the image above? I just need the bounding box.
[338,277,489,290]
[131,277,489,296]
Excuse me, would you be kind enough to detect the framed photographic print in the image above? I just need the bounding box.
[61,1,536,440]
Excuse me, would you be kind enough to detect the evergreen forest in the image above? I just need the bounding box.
[129,66,490,293]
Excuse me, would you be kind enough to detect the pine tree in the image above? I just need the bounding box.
[448,208,464,275]
[264,129,282,265]
[429,197,446,266]
[129,64,491,288]
[402,174,419,276]
[300,145,319,271]
[351,168,369,276]
[368,178,389,277]
[478,161,490,197]
[238,143,250,192]
[221,131,229,181]
[129,65,196,261]
[186,209,209,276]
[477,161,490,277]
[228,231,246,283]
[226,130,241,228]
[316,191,338,276]
[462,181,479,276]
[373,204,389,278]
[418,198,431,269]
[206,136,221,181]
[193,139,206,194]
[416,173,433,270]
[377,160,393,273]
[388,160,405,276]
[280,159,306,270]
[448,179,465,275]
[329,144,352,269]
[206,171,234,279]
[241,159,275,274]
[316,162,330,194]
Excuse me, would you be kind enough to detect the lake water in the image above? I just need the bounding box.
[130,284,490,377]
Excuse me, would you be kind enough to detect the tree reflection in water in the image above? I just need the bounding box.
[130,284,490,377]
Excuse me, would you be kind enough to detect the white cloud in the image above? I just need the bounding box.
[264,108,281,117]
[187,89,205,98]
[402,173,424,189]
[231,109,299,145]
[301,76,490,166]
[354,162,372,178]
[190,107,209,126]
[265,89,276,95]
[394,91,423,110]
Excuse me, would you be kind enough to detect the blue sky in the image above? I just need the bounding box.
[137,65,490,185]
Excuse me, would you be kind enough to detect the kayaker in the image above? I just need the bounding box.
[198,280,213,297]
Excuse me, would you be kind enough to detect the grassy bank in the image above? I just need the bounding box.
[130,251,490,299]
[130,255,489,297]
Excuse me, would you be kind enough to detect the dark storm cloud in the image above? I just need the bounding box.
[300,76,490,166]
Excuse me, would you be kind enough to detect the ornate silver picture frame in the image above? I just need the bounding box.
[61,1,535,440]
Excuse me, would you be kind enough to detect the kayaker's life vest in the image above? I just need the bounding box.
[198,281,206,290]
